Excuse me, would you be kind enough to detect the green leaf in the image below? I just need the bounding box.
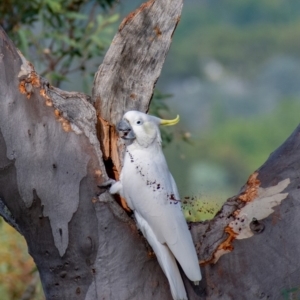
[45,0,62,13]
[65,12,88,20]
[16,29,30,57]
[90,35,105,48]
[105,13,119,24]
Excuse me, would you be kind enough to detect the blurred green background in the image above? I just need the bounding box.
[1,0,300,298]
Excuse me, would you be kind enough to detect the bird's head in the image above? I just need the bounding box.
[117,111,179,148]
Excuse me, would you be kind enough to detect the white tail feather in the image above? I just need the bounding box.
[135,212,188,300]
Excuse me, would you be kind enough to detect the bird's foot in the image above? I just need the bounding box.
[98,178,116,189]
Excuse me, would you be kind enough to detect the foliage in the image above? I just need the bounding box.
[0,0,119,91]
[201,98,300,177]
[182,198,221,222]
[163,0,300,82]
[0,221,44,300]
[159,0,300,223]
[0,0,115,32]
[168,98,300,222]
[1,0,299,290]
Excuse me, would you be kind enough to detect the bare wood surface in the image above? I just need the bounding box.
[93,0,183,179]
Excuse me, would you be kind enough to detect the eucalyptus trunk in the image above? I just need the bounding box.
[0,1,299,299]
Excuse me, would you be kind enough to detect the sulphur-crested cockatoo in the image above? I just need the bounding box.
[108,110,201,300]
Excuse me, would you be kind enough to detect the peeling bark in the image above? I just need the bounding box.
[93,0,183,176]
[0,0,299,299]
[0,0,183,299]
[190,127,298,298]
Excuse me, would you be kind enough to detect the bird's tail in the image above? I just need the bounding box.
[156,243,188,300]
[135,212,187,300]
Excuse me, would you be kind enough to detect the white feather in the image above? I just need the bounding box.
[113,111,201,299]
[135,211,187,300]
[109,180,122,195]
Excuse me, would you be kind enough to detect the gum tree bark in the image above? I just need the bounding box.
[0,0,298,299]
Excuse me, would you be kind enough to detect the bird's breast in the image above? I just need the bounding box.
[120,149,177,215]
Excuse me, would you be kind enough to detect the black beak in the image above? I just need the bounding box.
[117,119,136,140]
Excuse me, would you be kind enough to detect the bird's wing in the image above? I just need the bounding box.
[168,173,202,281]
[122,149,201,282]
[135,211,187,300]
[122,149,180,244]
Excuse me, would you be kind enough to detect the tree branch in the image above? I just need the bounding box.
[0,0,185,298]
[0,0,297,298]
[0,197,21,233]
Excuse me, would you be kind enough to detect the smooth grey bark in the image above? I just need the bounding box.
[191,126,299,299]
[0,1,183,299]
[0,0,299,299]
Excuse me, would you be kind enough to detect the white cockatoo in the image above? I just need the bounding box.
[108,110,201,300]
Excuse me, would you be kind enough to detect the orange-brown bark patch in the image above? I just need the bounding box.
[154,26,162,37]
[97,116,110,160]
[147,250,156,258]
[40,89,53,107]
[219,226,237,252]
[201,173,261,265]
[97,116,131,212]
[19,72,41,99]
[54,109,71,132]
[120,197,131,212]
[30,72,40,87]
[97,116,121,176]
[19,81,27,95]
[62,122,71,132]
[94,169,102,178]
[130,93,137,100]
[119,0,155,31]
[239,172,260,202]
[201,226,237,265]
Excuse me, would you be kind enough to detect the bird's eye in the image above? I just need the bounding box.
[136,120,142,125]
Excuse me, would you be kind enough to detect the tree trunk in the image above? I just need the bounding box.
[0,1,298,299]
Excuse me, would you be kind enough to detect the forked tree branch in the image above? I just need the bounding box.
[0,0,298,299]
